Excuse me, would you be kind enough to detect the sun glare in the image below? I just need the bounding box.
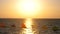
[25,18,32,28]
[15,0,43,18]
[21,18,34,34]
[22,0,35,12]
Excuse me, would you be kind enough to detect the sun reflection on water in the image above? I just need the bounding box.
[21,18,34,34]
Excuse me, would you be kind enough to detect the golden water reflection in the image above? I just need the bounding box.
[21,18,34,34]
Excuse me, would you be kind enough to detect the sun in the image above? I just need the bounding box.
[15,0,43,18]
[22,1,35,11]
[20,1,36,17]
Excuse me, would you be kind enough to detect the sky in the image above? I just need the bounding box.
[0,0,60,18]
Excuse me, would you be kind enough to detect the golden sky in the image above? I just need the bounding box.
[0,0,60,18]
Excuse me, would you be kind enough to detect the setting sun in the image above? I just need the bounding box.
[15,0,43,18]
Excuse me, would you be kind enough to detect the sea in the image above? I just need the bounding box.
[0,18,60,34]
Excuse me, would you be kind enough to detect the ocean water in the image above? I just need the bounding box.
[0,18,60,34]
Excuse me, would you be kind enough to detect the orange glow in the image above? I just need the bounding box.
[0,0,60,18]
[15,0,43,18]
[22,18,34,34]
[24,18,32,28]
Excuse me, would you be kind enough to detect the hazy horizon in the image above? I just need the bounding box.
[0,0,60,18]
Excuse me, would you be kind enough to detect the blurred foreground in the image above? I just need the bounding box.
[0,18,60,34]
